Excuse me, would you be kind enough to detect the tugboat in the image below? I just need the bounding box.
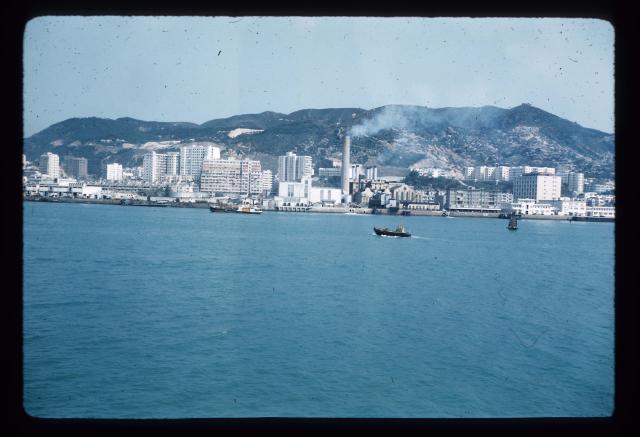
[507,213,518,230]
[373,225,411,237]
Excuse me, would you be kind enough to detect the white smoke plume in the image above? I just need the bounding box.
[349,104,504,138]
[349,105,411,138]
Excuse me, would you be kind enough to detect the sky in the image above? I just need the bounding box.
[23,16,614,137]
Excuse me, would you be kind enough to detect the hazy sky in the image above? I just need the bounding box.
[23,16,614,137]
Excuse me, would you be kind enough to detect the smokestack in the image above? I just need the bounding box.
[341,135,351,199]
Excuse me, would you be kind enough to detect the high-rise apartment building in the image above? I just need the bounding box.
[179,144,220,178]
[200,159,262,195]
[166,152,180,177]
[261,169,273,194]
[142,152,168,183]
[567,172,585,195]
[277,152,313,182]
[39,152,60,178]
[106,163,123,181]
[63,156,88,179]
[512,173,562,201]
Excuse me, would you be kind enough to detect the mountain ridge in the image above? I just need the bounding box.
[23,104,614,179]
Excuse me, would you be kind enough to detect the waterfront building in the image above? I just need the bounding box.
[142,152,168,183]
[179,144,220,179]
[275,178,341,206]
[567,172,585,195]
[586,206,615,218]
[503,199,557,216]
[542,198,587,216]
[369,191,392,208]
[200,158,262,196]
[353,187,375,206]
[318,167,342,177]
[39,152,60,179]
[277,178,311,200]
[277,152,313,182]
[512,173,562,201]
[445,188,512,212]
[406,202,441,211]
[63,156,88,179]
[106,163,123,182]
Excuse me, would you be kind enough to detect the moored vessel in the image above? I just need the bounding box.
[209,203,262,214]
[374,225,411,237]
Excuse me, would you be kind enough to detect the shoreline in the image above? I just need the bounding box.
[22,197,614,222]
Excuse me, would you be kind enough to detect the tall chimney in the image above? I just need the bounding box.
[341,135,351,198]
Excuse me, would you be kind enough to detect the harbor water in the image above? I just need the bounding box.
[23,202,614,418]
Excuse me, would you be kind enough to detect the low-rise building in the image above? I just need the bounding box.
[318,167,342,177]
[502,199,557,216]
[586,206,615,218]
[541,198,587,216]
[406,202,441,211]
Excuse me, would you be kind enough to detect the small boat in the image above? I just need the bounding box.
[374,225,411,237]
[507,213,518,230]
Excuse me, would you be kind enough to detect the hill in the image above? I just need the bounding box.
[23,104,615,179]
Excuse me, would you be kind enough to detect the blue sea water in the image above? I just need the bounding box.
[23,202,614,418]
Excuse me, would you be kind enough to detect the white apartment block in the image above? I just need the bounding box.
[166,152,180,176]
[106,163,123,181]
[464,165,506,181]
[142,152,168,183]
[261,170,273,193]
[200,159,262,196]
[277,152,313,182]
[39,152,60,179]
[179,144,220,178]
[512,173,561,201]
